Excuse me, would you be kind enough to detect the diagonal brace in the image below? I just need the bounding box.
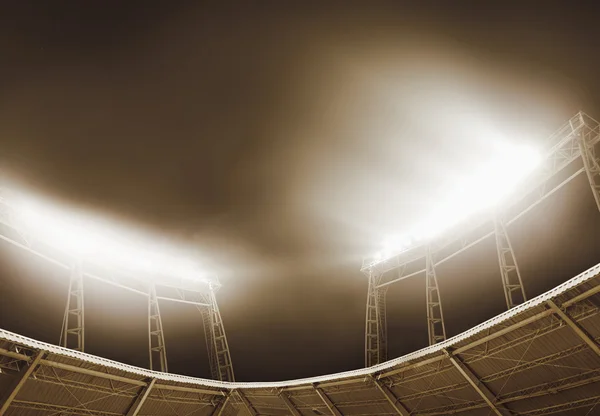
[314,385,343,416]
[126,378,156,416]
[279,390,302,416]
[211,393,232,416]
[0,351,45,416]
[236,390,257,415]
[372,376,410,416]
[548,300,600,356]
[444,350,510,416]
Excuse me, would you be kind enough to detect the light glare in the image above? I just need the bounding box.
[371,141,541,265]
[10,193,207,282]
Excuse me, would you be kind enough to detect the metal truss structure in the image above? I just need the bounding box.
[425,248,446,346]
[365,272,388,367]
[0,191,235,382]
[363,111,600,367]
[61,260,85,352]
[200,288,235,382]
[1,262,600,416]
[148,284,168,373]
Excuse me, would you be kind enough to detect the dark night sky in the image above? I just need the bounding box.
[2,1,600,382]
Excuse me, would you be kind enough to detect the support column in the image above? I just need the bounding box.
[148,284,168,372]
[426,247,446,345]
[575,113,600,212]
[200,285,235,382]
[279,391,302,416]
[548,300,600,356]
[126,378,156,416]
[444,350,509,416]
[371,376,410,416]
[494,215,526,309]
[365,271,387,367]
[62,260,84,351]
[0,351,44,416]
[314,386,343,416]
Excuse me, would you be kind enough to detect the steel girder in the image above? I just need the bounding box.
[0,351,44,416]
[148,284,168,373]
[314,386,343,416]
[126,378,156,416]
[365,271,388,367]
[494,214,526,309]
[370,376,410,416]
[199,286,235,382]
[61,260,85,352]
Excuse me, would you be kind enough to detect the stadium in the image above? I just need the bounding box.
[0,111,599,416]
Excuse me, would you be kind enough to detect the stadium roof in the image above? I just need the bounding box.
[1,263,600,415]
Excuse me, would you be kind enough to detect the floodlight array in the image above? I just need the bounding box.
[369,142,542,266]
[0,190,211,284]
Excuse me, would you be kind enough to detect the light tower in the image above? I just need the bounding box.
[362,111,600,367]
[0,190,236,381]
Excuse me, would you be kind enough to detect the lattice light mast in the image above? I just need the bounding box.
[148,283,168,373]
[425,247,446,346]
[494,214,526,309]
[0,191,236,381]
[362,111,600,367]
[365,271,387,367]
[61,259,85,351]
[200,284,235,382]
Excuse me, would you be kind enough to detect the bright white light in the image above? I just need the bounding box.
[372,141,542,263]
[9,193,208,282]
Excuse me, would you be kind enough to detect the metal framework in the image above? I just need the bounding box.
[425,247,446,346]
[61,260,85,351]
[363,111,600,365]
[494,214,526,309]
[365,271,388,367]
[200,287,235,382]
[0,189,235,382]
[148,284,168,373]
[1,262,600,415]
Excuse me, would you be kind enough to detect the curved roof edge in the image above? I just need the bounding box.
[1,262,600,390]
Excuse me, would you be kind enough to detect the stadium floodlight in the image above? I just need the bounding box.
[9,192,209,283]
[371,142,541,264]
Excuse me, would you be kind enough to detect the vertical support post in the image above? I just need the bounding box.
[62,260,85,352]
[494,214,526,309]
[365,271,387,367]
[200,284,235,382]
[148,284,168,373]
[426,247,446,345]
[0,351,44,416]
[575,113,600,212]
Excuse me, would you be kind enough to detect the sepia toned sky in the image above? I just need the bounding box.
[1,1,600,381]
